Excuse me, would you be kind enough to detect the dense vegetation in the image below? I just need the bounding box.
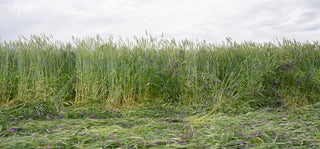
[0,35,319,148]
[1,35,320,109]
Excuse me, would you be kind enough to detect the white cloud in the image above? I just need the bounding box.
[0,0,319,43]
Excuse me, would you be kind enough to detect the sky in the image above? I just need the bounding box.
[0,0,320,43]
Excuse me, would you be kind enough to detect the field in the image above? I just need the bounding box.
[0,35,320,148]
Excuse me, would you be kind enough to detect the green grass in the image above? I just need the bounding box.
[1,35,319,108]
[0,35,320,148]
[0,102,319,148]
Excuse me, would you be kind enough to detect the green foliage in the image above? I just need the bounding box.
[0,35,320,110]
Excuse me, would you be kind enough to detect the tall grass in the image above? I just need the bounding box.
[0,35,319,110]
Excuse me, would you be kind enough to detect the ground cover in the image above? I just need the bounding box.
[0,102,319,148]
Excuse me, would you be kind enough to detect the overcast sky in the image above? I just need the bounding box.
[0,0,319,43]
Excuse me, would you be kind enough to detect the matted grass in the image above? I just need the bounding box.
[0,102,319,148]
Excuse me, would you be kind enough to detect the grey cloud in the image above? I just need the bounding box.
[308,0,320,8]
[302,23,320,32]
[0,0,319,42]
[295,12,320,24]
